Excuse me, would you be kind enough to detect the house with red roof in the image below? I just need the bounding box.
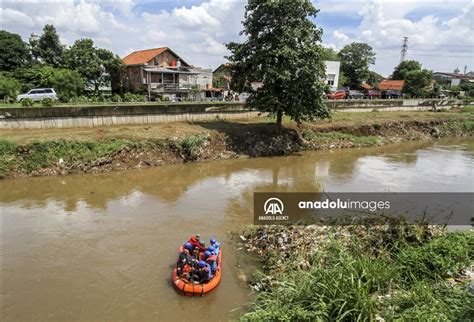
[123,47,212,100]
[378,80,405,91]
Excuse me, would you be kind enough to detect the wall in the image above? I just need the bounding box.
[0,99,467,130]
[324,60,341,91]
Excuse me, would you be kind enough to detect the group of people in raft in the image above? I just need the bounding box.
[176,234,221,283]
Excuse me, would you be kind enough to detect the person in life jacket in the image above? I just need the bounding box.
[209,238,221,255]
[188,234,206,251]
[204,250,217,274]
[177,242,194,277]
[207,245,217,256]
[197,260,212,282]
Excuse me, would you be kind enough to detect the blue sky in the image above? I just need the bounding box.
[2,0,473,76]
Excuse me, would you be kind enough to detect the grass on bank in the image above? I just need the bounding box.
[301,129,381,146]
[0,139,133,177]
[0,134,213,177]
[0,109,472,145]
[241,227,474,321]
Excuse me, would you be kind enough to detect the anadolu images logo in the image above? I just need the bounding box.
[264,197,284,215]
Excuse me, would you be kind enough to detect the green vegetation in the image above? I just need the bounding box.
[0,139,131,177]
[0,75,21,102]
[0,135,211,177]
[302,129,380,146]
[21,98,33,107]
[0,24,124,104]
[41,98,54,107]
[178,134,210,161]
[242,226,473,321]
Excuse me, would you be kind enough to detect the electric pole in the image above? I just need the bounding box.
[400,37,409,64]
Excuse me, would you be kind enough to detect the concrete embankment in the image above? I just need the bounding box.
[0,99,469,129]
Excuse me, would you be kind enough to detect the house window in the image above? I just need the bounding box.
[327,74,335,86]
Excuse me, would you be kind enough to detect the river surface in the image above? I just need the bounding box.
[1,138,473,321]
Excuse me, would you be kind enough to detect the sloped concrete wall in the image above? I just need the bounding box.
[0,99,468,129]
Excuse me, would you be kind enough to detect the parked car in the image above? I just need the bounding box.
[363,90,381,99]
[345,90,364,99]
[381,90,402,99]
[16,88,58,102]
[327,90,347,100]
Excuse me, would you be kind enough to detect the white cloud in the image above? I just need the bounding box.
[323,1,474,76]
[172,5,221,28]
[1,8,34,28]
[333,30,350,43]
[1,0,472,75]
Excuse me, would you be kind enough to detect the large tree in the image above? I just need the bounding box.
[403,69,433,97]
[37,25,64,67]
[0,31,30,71]
[226,0,329,125]
[321,47,340,61]
[391,60,422,80]
[63,39,123,94]
[338,42,376,89]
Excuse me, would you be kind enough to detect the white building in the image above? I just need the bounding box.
[324,60,341,91]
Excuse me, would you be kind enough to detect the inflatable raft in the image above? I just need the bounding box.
[172,247,222,296]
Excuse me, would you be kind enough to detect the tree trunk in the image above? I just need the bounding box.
[276,110,283,126]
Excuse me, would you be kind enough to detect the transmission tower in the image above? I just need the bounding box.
[400,37,409,64]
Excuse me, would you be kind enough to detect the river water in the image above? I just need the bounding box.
[1,138,473,321]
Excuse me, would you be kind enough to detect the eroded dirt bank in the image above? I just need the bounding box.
[1,115,473,179]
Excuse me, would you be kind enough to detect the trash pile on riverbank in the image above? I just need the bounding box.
[240,223,473,320]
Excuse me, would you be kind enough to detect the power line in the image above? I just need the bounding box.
[410,44,474,48]
[410,48,473,53]
[408,53,474,58]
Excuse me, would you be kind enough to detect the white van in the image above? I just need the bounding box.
[16,88,58,102]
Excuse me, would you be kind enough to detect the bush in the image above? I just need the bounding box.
[0,75,21,101]
[50,69,84,102]
[123,93,147,102]
[41,98,54,107]
[178,135,209,161]
[21,98,34,107]
[110,94,122,102]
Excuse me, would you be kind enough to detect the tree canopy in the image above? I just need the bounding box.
[391,60,422,80]
[37,25,64,67]
[63,39,123,94]
[321,47,339,61]
[403,69,433,97]
[0,30,30,71]
[226,0,329,125]
[338,42,376,89]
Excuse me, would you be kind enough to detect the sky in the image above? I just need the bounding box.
[1,0,473,77]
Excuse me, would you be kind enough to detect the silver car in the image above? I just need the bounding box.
[16,88,58,102]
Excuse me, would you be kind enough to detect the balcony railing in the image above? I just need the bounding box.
[151,83,198,93]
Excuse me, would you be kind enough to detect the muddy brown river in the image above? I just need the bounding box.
[1,138,473,321]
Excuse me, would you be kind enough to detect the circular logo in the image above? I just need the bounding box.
[264,197,284,215]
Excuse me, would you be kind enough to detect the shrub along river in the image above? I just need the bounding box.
[1,137,473,321]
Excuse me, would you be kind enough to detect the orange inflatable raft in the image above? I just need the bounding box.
[171,247,222,296]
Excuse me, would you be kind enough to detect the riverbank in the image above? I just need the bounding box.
[239,224,474,320]
[1,109,473,179]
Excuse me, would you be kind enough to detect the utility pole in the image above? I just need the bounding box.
[400,37,409,64]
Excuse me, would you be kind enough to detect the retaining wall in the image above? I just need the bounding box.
[0,99,468,129]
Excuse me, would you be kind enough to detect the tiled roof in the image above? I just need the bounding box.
[123,47,168,65]
[379,80,404,91]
